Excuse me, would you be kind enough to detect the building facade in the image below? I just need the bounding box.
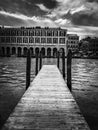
[67,34,79,53]
[88,38,98,54]
[0,26,67,57]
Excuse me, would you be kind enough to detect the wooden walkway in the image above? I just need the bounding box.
[2,65,90,130]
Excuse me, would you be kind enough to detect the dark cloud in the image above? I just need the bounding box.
[41,0,58,9]
[0,0,44,16]
[71,12,98,26]
[62,10,98,27]
[0,0,58,17]
[86,0,98,2]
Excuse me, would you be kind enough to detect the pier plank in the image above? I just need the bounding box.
[2,65,90,130]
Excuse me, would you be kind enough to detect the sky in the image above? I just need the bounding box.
[0,0,98,38]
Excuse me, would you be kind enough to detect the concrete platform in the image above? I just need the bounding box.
[2,65,90,130]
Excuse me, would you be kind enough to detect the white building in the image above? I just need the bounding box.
[67,34,79,53]
[0,26,68,57]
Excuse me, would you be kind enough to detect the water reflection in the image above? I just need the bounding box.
[72,59,98,91]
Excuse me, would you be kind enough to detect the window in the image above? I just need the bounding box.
[35,37,40,43]
[41,38,46,43]
[23,31,28,36]
[59,38,65,44]
[47,38,52,43]
[11,37,16,43]
[29,30,34,36]
[6,37,10,43]
[53,38,58,44]
[41,30,46,36]
[35,30,40,36]
[29,37,34,43]
[6,30,10,36]
[76,37,79,40]
[59,31,65,36]
[1,30,5,36]
[17,30,22,36]
[47,30,52,36]
[17,37,22,43]
[11,30,16,36]
[53,31,58,36]
[1,37,5,43]
[23,37,28,43]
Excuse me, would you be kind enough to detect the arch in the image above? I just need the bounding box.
[18,47,22,57]
[23,47,28,57]
[47,48,51,57]
[59,48,65,57]
[6,47,10,57]
[12,47,16,55]
[1,47,5,56]
[41,48,45,57]
[30,47,34,57]
[53,48,57,57]
[35,47,39,56]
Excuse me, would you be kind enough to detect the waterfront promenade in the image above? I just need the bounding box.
[1,65,90,130]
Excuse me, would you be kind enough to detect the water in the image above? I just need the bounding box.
[0,57,98,129]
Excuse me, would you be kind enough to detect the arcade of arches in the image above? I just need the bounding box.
[0,47,65,57]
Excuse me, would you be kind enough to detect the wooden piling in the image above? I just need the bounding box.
[57,51,59,69]
[62,51,65,79]
[35,54,38,75]
[26,49,31,90]
[39,51,42,70]
[67,49,72,91]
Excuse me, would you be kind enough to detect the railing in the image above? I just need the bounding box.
[26,49,72,91]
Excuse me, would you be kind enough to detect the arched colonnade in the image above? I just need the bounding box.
[0,47,65,57]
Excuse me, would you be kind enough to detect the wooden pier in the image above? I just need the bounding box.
[2,65,90,130]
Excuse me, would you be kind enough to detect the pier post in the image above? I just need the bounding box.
[26,49,31,90]
[67,49,72,91]
[35,54,39,75]
[57,51,59,69]
[39,51,42,70]
[62,51,65,79]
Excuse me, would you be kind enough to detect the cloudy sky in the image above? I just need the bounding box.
[0,0,98,38]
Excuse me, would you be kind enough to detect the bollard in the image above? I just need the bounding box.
[26,49,31,90]
[39,51,42,70]
[62,51,65,79]
[57,51,59,69]
[67,49,72,91]
[35,54,38,75]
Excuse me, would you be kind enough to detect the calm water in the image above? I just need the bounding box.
[0,57,98,129]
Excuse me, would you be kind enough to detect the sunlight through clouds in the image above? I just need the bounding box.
[36,4,50,12]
